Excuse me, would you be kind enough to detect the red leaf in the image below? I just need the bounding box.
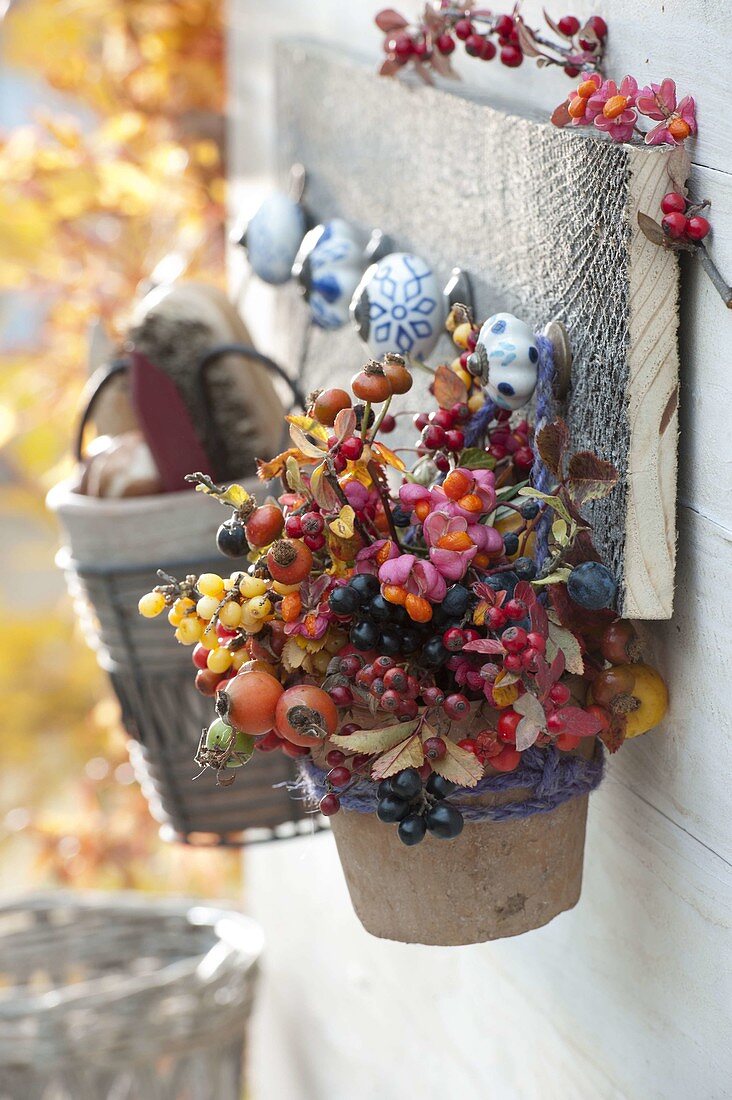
[566,451,618,506]
[463,638,506,655]
[375,8,409,31]
[551,101,572,128]
[555,706,605,738]
[601,715,627,753]
[379,58,402,77]
[434,363,468,409]
[535,420,569,479]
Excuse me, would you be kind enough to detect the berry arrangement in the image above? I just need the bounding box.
[139,308,668,845]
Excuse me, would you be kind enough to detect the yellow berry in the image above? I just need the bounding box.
[200,626,219,649]
[451,365,472,388]
[196,595,220,621]
[239,574,269,598]
[271,580,301,596]
[168,607,182,626]
[468,391,485,412]
[223,577,236,591]
[138,591,165,618]
[219,601,243,628]
[168,596,195,626]
[231,648,249,670]
[176,617,203,645]
[198,573,225,599]
[207,647,233,673]
[247,595,273,620]
[453,322,472,350]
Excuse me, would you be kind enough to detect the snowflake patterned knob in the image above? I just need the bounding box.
[292,219,366,329]
[467,312,540,410]
[350,252,445,360]
[239,192,306,285]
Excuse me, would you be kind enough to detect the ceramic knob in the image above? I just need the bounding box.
[351,252,444,360]
[242,192,306,285]
[292,219,366,329]
[467,312,540,410]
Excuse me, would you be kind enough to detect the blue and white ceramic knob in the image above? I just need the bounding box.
[350,252,445,360]
[292,219,366,330]
[467,312,540,410]
[241,192,306,285]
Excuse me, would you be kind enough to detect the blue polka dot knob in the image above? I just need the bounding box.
[292,219,367,329]
[350,252,445,360]
[467,312,540,410]
[238,192,306,285]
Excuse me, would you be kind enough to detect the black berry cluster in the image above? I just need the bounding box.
[377,768,464,846]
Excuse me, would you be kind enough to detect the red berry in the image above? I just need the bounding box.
[486,606,508,630]
[304,533,326,551]
[422,424,447,450]
[285,515,303,538]
[412,38,431,59]
[351,753,370,769]
[494,14,513,36]
[328,685,353,707]
[319,793,341,816]
[457,738,479,755]
[418,761,433,780]
[339,654,362,678]
[327,765,351,787]
[557,15,580,36]
[514,446,534,470]
[421,685,445,707]
[489,442,507,460]
[589,15,607,38]
[662,212,688,239]
[326,749,346,766]
[436,33,455,54]
[451,402,470,423]
[497,709,521,742]
[445,429,465,452]
[686,215,711,241]
[502,625,528,653]
[443,627,466,652]
[423,736,447,761]
[413,413,429,430]
[549,682,571,706]
[478,38,497,60]
[431,408,456,430]
[397,698,419,720]
[434,452,450,473]
[547,713,564,733]
[281,741,311,758]
[503,652,523,672]
[444,693,470,719]
[374,655,395,673]
[192,643,209,671]
[339,723,359,736]
[491,747,521,772]
[384,666,407,692]
[355,667,375,689]
[526,632,546,654]
[500,44,523,67]
[392,33,414,60]
[340,436,364,461]
[661,191,687,215]
[405,675,420,699]
[564,64,580,77]
[333,453,347,473]
[504,598,527,620]
[301,511,324,535]
[381,689,401,712]
[465,33,486,56]
[454,18,473,39]
[255,730,283,752]
[380,413,396,433]
[370,677,387,697]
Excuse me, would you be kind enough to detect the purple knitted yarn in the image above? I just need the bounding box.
[298,742,604,823]
[530,332,556,569]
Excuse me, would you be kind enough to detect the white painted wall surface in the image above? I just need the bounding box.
[228,4,732,1097]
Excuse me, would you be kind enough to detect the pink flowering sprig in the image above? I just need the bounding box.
[553,74,697,148]
[375,3,607,85]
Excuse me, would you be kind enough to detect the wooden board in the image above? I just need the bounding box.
[272,41,683,618]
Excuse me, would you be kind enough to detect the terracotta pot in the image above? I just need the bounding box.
[327,715,592,945]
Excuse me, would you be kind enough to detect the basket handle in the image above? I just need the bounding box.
[73,358,130,462]
[197,344,306,413]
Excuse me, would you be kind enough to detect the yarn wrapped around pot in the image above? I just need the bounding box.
[299,740,604,824]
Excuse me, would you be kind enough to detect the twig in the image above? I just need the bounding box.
[698,246,732,308]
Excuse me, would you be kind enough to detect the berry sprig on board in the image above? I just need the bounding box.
[138,312,669,846]
[375,3,607,81]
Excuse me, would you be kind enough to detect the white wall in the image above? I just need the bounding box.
[228,4,732,1097]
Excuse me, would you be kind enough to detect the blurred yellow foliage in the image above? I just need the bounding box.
[0,0,239,897]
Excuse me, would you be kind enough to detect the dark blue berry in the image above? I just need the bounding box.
[376,794,410,823]
[426,773,456,799]
[389,767,422,801]
[398,813,427,846]
[425,802,464,839]
[482,570,518,597]
[349,573,380,602]
[520,500,540,519]
[442,584,470,618]
[513,556,537,580]
[350,619,380,650]
[216,520,249,558]
[369,594,391,622]
[379,628,402,656]
[329,585,360,614]
[567,561,617,610]
[422,637,449,667]
[377,778,394,799]
[503,532,520,556]
[400,628,420,653]
[391,505,411,527]
[354,404,375,430]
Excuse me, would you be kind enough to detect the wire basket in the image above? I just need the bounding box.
[0,892,263,1100]
[48,481,321,847]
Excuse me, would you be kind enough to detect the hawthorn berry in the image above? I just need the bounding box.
[662,212,688,239]
[423,736,447,761]
[661,192,687,215]
[443,693,470,719]
[557,14,580,35]
[319,793,341,816]
[686,216,711,241]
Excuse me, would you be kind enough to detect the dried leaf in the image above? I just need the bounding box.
[515,21,541,56]
[459,447,496,470]
[371,441,407,472]
[514,692,546,751]
[546,620,584,674]
[371,734,424,779]
[536,420,569,479]
[375,8,409,32]
[543,7,569,38]
[556,705,605,738]
[281,637,308,673]
[330,719,419,753]
[258,448,307,480]
[492,669,520,708]
[533,567,572,587]
[379,58,402,77]
[333,407,357,442]
[567,451,618,506]
[285,456,306,494]
[463,637,505,655]
[637,211,666,247]
[551,101,572,129]
[289,423,327,459]
[329,505,355,539]
[601,714,627,753]
[429,737,484,788]
[310,462,340,511]
[434,363,468,409]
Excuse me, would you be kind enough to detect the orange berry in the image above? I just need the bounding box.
[382,584,408,606]
[405,593,432,622]
[555,733,582,752]
[473,552,490,569]
[568,95,588,119]
[668,117,691,140]
[443,469,473,501]
[414,500,431,522]
[603,94,629,119]
[381,356,413,395]
[436,531,474,551]
[577,79,597,98]
[457,493,483,513]
[311,388,352,426]
[280,592,302,622]
[267,539,313,584]
[376,540,397,566]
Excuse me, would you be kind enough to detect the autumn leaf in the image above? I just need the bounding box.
[434,363,468,409]
[492,669,520,708]
[513,692,546,751]
[637,212,666,247]
[428,736,484,788]
[375,8,409,31]
[289,422,328,459]
[566,451,618,506]
[517,487,573,526]
[463,637,505,655]
[601,715,627,753]
[535,419,569,479]
[371,441,406,472]
[310,462,340,511]
[258,448,310,481]
[459,447,496,470]
[285,455,306,493]
[329,505,355,540]
[555,706,605,738]
[333,407,357,441]
[330,719,419,753]
[371,734,424,779]
[546,620,584,674]
[281,637,308,673]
